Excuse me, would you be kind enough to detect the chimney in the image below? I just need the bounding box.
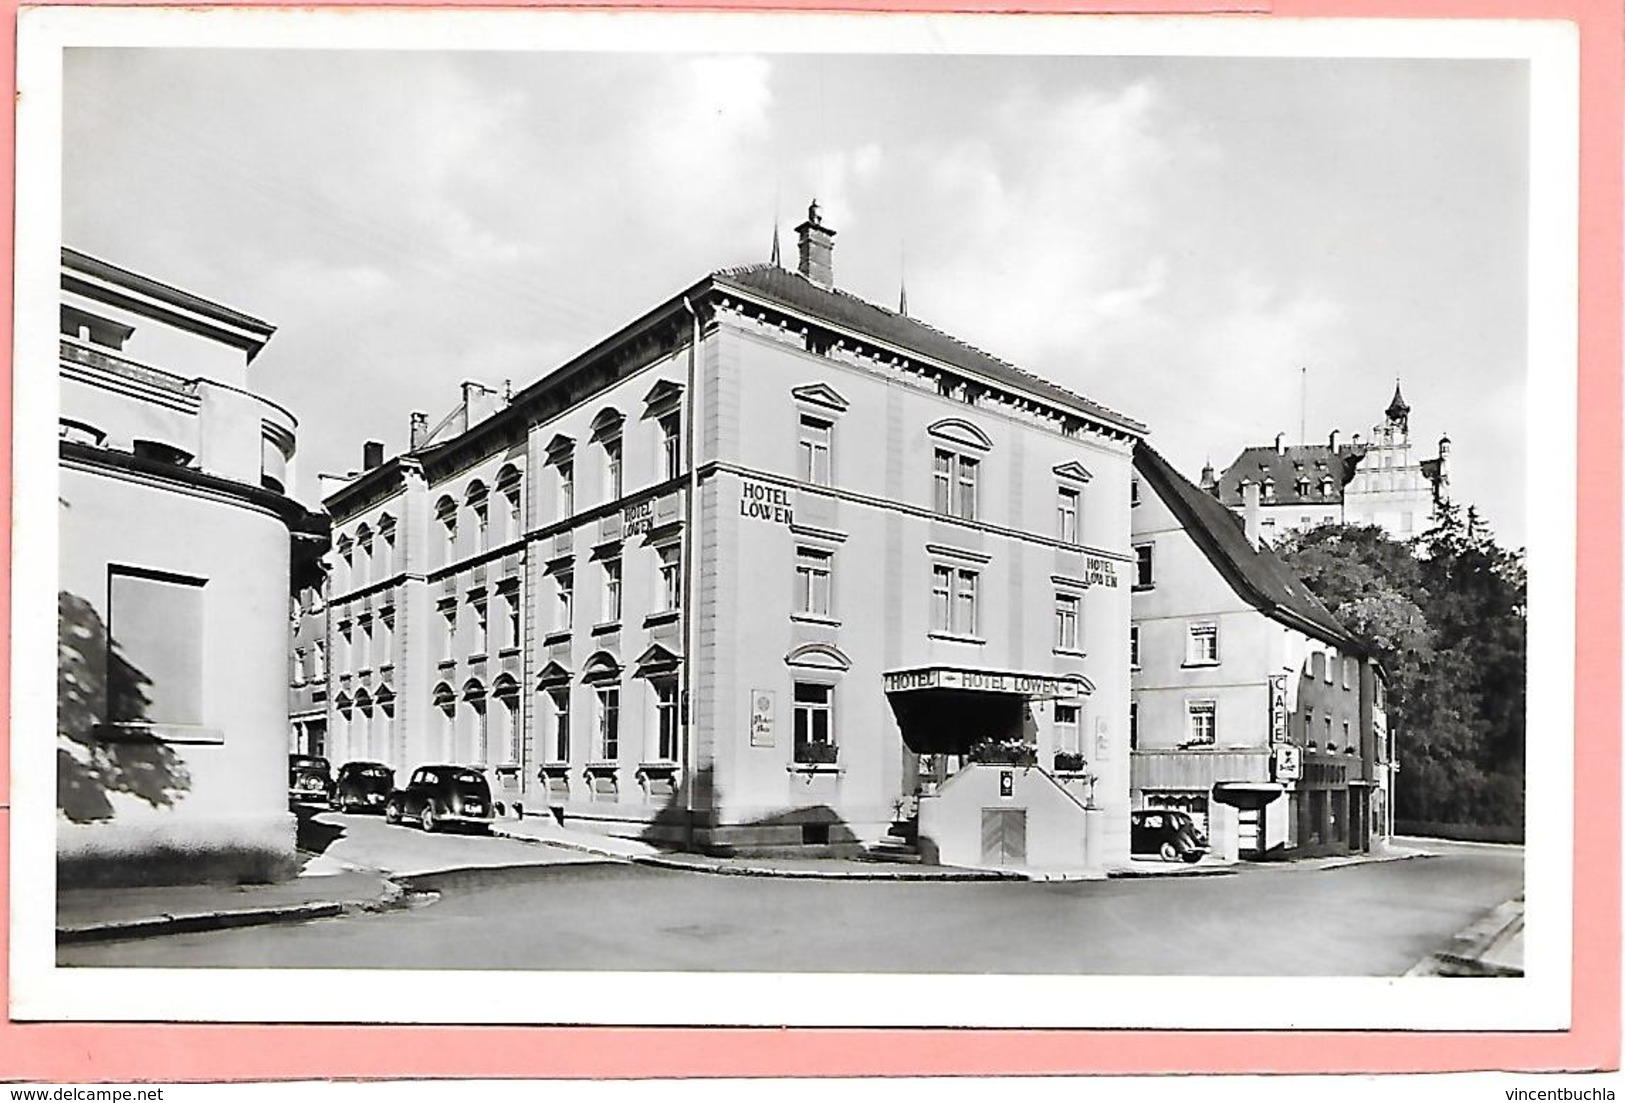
[1240,478,1262,549]
[1274,432,1286,456]
[795,199,837,288]
[1328,429,1340,451]
[410,411,429,450]
[363,441,385,470]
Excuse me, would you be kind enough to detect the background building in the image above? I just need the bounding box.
[57,248,323,886]
[1131,443,1388,860]
[1204,383,1450,544]
[320,206,1145,869]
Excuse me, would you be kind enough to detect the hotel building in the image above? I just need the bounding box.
[321,206,1144,868]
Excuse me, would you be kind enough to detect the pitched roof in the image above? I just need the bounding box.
[714,264,1145,437]
[1134,442,1357,651]
[1211,443,1365,508]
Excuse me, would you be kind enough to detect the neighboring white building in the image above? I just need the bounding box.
[58,248,324,886]
[1204,382,1450,545]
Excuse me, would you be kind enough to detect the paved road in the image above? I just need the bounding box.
[61,840,1522,975]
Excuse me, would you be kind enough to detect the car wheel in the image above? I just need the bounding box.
[1159,840,1179,862]
[1182,850,1204,864]
[385,802,402,825]
[420,804,438,833]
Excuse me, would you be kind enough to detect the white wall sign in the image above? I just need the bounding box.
[749,689,775,747]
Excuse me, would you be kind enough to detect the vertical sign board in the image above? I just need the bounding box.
[1000,770,1014,798]
[1268,673,1289,744]
[1273,744,1302,783]
[749,689,775,748]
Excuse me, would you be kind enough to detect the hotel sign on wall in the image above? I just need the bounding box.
[623,498,655,537]
[883,668,1082,699]
[1082,556,1119,588]
[739,479,794,525]
[1268,673,1289,744]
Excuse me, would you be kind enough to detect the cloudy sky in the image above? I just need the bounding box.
[63,42,1530,546]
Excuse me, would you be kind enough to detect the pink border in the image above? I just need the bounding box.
[5,0,1619,1080]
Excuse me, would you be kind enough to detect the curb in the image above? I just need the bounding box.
[1107,865,1238,879]
[627,853,1025,881]
[1406,896,1525,977]
[57,880,407,945]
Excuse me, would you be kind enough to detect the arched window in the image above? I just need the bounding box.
[496,466,522,545]
[463,679,488,765]
[377,514,397,578]
[466,481,490,554]
[493,674,521,765]
[355,524,373,589]
[334,535,354,593]
[432,682,457,761]
[434,495,458,566]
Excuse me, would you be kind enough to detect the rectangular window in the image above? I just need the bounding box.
[1054,593,1080,650]
[1130,625,1141,668]
[474,503,489,553]
[930,565,979,635]
[1342,719,1352,751]
[795,547,832,617]
[558,460,575,519]
[602,559,622,623]
[1134,544,1155,589]
[551,690,570,762]
[956,456,979,520]
[1054,703,1080,752]
[798,416,832,486]
[793,682,834,763]
[1129,702,1139,751]
[504,593,520,652]
[1187,700,1217,746]
[1131,478,1142,507]
[312,639,325,680]
[597,687,620,759]
[504,493,521,546]
[604,437,623,501]
[1325,651,1335,683]
[556,572,573,632]
[471,599,488,656]
[106,565,208,727]
[292,647,307,686]
[931,565,952,632]
[932,450,953,514]
[1325,716,1334,749]
[661,413,682,481]
[378,615,393,668]
[955,569,978,635]
[1343,657,1353,689]
[1188,623,1219,665]
[658,545,681,613]
[1057,487,1080,543]
[358,620,373,670]
[655,681,679,761]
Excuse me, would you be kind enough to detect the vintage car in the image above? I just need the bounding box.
[287,754,334,810]
[330,761,396,814]
[384,765,495,833]
[1130,808,1208,863]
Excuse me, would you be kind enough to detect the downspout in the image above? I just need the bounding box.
[679,295,700,851]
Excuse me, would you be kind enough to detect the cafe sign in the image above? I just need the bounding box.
[1268,673,1289,744]
[1273,744,1302,783]
[883,667,1082,699]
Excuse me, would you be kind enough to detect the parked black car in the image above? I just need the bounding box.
[1130,809,1208,863]
[288,754,334,810]
[331,761,395,814]
[385,765,495,833]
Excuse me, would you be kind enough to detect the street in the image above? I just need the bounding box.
[60,828,1522,975]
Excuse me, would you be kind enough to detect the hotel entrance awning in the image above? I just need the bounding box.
[882,666,1092,700]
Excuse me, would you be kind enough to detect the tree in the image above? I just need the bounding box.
[1275,508,1526,832]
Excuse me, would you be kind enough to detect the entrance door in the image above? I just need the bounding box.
[1237,807,1262,858]
[980,808,1028,866]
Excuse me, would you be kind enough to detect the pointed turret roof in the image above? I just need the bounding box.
[1386,379,1411,422]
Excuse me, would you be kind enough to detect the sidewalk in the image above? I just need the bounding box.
[57,866,401,945]
[490,815,1022,880]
